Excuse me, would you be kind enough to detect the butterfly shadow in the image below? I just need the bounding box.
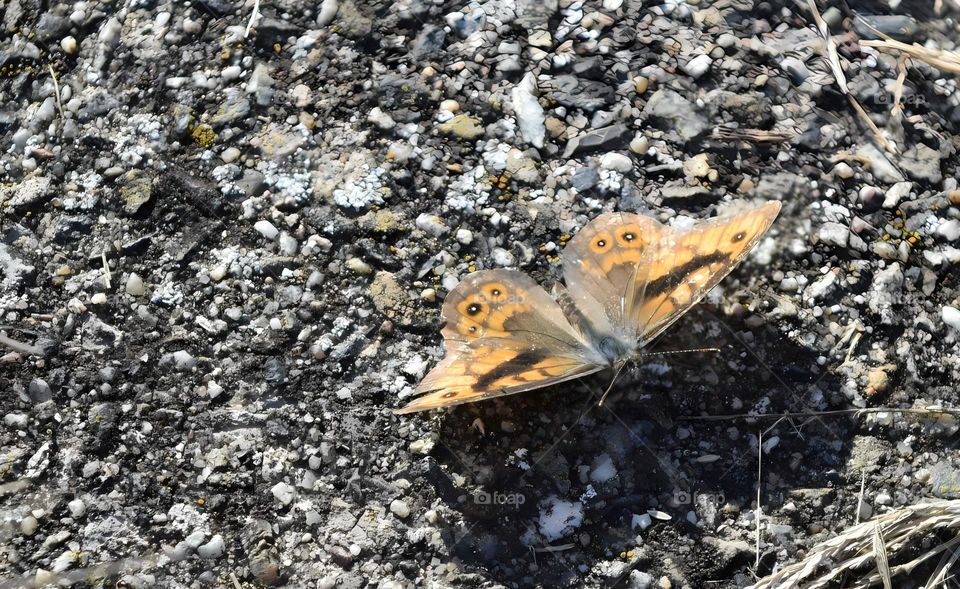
[423,305,855,587]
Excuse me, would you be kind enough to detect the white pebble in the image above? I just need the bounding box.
[455,228,474,244]
[630,134,649,154]
[254,220,279,240]
[125,273,146,296]
[209,265,228,282]
[91,292,107,305]
[67,499,86,518]
[936,219,960,242]
[221,65,242,81]
[207,380,224,399]
[197,535,225,559]
[390,499,411,518]
[833,162,854,179]
[60,36,78,55]
[221,147,241,163]
[317,0,339,25]
[683,54,712,78]
[942,306,960,333]
[600,152,632,172]
[491,247,516,267]
[271,482,296,505]
[416,213,448,237]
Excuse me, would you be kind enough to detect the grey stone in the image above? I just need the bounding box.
[210,90,251,127]
[571,167,600,191]
[900,143,942,185]
[562,124,630,157]
[549,75,615,112]
[642,89,709,142]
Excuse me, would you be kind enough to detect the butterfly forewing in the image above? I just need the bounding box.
[561,212,674,340]
[630,201,782,344]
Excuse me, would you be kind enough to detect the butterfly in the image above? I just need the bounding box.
[395,201,782,414]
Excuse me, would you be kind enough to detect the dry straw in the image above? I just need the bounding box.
[749,499,960,589]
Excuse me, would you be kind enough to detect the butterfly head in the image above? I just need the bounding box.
[596,334,633,366]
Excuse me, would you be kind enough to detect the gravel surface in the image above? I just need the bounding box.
[2,0,960,587]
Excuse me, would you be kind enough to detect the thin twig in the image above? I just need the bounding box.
[755,429,763,572]
[676,406,960,422]
[856,469,867,525]
[101,248,112,289]
[48,65,65,120]
[244,0,260,38]
[0,332,44,356]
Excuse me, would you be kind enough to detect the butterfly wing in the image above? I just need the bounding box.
[629,201,782,344]
[396,270,603,414]
[560,212,676,342]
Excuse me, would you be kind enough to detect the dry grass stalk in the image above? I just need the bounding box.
[873,522,893,589]
[712,127,794,142]
[860,39,960,75]
[803,0,895,153]
[748,499,960,589]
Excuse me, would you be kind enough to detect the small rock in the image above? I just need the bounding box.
[125,273,146,296]
[817,222,850,248]
[390,499,411,518]
[67,498,86,518]
[254,220,279,240]
[833,162,854,179]
[345,258,372,275]
[221,147,241,163]
[683,54,712,78]
[416,213,448,237]
[563,124,630,158]
[683,154,710,178]
[455,229,474,244]
[599,152,632,172]
[527,30,552,48]
[60,36,78,55]
[883,182,912,208]
[942,306,960,334]
[936,220,960,242]
[21,516,38,536]
[367,107,396,130]
[629,134,649,154]
[572,168,600,191]
[317,0,338,25]
[198,535,225,559]
[511,73,545,148]
[643,89,709,141]
[438,114,484,140]
[491,247,516,267]
[271,482,296,505]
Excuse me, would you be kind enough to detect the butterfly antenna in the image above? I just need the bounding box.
[597,360,628,407]
[638,347,721,359]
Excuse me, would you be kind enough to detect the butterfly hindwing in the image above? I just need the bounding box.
[395,270,602,414]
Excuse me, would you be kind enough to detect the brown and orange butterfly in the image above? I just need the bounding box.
[395,201,781,414]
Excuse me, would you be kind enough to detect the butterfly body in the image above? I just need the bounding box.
[396,201,782,414]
